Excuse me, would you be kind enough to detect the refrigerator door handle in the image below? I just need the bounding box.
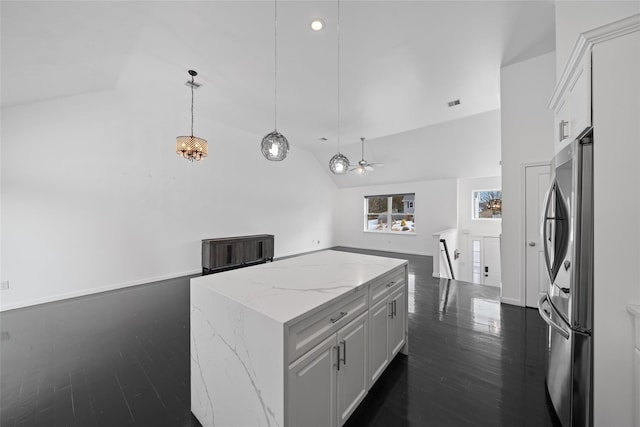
[538,294,570,339]
[541,184,555,283]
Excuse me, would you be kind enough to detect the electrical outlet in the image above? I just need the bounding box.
[1,281,9,290]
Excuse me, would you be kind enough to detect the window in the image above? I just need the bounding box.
[472,190,502,219]
[365,193,415,233]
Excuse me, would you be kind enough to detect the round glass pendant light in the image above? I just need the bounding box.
[329,152,350,174]
[328,0,350,174]
[261,130,290,161]
[261,0,290,161]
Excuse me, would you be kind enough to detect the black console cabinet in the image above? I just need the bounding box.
[202,234,274,275]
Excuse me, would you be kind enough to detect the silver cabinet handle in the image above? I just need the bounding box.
[334,345,341,371]
[340,340,346,365]
[559,120,569,141]
[386,281,395,288]
[388,302,393,318]
[528,242,536,247]
[537,294,570,339]
[393,300,397,317]
[330,311,347,323]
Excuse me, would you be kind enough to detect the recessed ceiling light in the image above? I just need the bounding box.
[310,19,325,31]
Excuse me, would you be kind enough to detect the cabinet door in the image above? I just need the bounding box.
[214,241,242,268]
[389,287,406,358]
[288,334,337,427]
[368,299,390,385]
[336,312,368,426]
[555,96,570,148]
[568,54,591,139]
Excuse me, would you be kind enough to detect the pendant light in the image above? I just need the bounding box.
[176,70,208,162]
[329,0,350,174]
[260,0,290,161]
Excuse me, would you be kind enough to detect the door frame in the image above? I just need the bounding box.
[521,161,551,307]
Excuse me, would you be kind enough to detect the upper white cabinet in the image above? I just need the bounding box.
[550,45,592,152]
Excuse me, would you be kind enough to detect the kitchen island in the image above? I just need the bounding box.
[190,249,408,427]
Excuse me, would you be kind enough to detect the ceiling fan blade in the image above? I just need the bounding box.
[369,163,384,167]
[365,165,374,171]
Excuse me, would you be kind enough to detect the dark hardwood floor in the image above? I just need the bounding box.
[1,247,559,426]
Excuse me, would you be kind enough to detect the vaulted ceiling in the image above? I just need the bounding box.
[1,1,555,187]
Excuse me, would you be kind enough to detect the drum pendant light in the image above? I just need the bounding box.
[176,70,208,162]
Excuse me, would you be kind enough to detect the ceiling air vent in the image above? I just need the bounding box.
[447,99,461,107]
[319,137,328,141]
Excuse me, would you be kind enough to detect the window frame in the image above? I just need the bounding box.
[471,189,502,220]
[363,193,416,235]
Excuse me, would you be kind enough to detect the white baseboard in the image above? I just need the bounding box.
[0,269,201,312]
[500,296,524,306]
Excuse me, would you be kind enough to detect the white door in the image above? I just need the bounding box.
[388,287,406,357]
[483,237,502,286]
[288,334,337,427]
[525,164,551,308]
[336,312,368,426]
[368,300,390,385]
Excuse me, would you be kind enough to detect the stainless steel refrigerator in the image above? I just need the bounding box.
[538,130,593,427]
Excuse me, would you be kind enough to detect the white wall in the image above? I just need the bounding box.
[333,179,457,256]
[500,51,556,306]
[456,176,502,282]
[591,30,639,427]
[0,89,336,311]
[555,1,640,78]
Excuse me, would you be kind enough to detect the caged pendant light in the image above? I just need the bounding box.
[260,0,290,161]
[329,0,350,174]
[176,70,208,161]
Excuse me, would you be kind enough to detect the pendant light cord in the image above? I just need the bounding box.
[190,74,195,137]
[274,0,278,131]
[337,0,341,153]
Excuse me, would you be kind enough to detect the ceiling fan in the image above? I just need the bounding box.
[349,137,384,174]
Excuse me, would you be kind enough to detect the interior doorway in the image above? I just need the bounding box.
[524,163,551,308]
[470,236,501,287]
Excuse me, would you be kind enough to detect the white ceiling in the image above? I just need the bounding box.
[1,1,556,187]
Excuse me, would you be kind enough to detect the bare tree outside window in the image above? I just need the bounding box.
[473,190,502,219]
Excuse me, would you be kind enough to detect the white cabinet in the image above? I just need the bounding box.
[288,334,338,427]
[288,311,368,427]
[336,312,369,425]
[369,281,406,385]
[369,298,390,384]
[191,250,409,427]
[550,51,592,152]
[389,287,407,357]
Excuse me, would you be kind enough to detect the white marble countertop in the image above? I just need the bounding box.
[190,249,407,325]
[628,304,640,318]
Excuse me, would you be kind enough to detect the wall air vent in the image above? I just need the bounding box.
[447,99,461,107]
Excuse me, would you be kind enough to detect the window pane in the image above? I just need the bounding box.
[390,195,415,233]
[366,197,388,231]
[365,194,415,233]
[472,190,502,219]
